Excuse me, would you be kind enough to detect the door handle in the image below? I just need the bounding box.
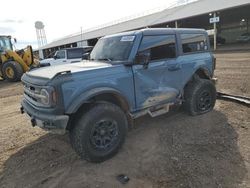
[168,64,181,71]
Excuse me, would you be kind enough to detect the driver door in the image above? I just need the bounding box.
[52,50,67,65]
[132,34,182,110]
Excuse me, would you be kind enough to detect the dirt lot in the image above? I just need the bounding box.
[0,51,249,188]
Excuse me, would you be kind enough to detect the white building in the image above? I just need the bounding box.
[39,0,250,58]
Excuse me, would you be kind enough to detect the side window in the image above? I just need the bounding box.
[67,48,84,59]
[181,34,208,53]
[56,50,66,59]
[138,35,176,61]
[0,40,4,51]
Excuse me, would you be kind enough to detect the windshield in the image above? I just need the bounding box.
[90,35,135,62]
[0,36,13,52]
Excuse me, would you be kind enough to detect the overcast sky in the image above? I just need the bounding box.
[1,0,182,49]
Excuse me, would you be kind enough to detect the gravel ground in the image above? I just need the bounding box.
[0,51,249,188]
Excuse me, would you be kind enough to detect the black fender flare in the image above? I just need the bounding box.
[182,66,213,95]
[188,66,213,84]
[65,87,130,114]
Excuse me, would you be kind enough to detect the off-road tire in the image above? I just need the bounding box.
[2,61,23,82]
[70,102,128,162]
[184,78,216,116]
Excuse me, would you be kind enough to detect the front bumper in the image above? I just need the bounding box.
[21,99,69,134]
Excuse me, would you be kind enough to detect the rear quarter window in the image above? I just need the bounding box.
[67,48,84,59]
[181,33,208,54]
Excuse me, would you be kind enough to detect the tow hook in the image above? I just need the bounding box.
[20,106,24,114]
[31,118,36,127]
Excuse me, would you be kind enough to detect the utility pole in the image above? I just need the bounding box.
[81,27,83,47]
[213,12,217,50]
[175,21,178,28]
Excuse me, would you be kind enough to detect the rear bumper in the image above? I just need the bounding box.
[21,99,69,134]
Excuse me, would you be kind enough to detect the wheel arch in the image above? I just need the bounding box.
[182,67,213,96]
[66,88,131,130]
[194,67,212,80]
[4,50,29,72]
[66,87,131,115]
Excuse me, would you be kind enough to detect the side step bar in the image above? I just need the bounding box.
[148,104,172,117]
[131,102,176,119]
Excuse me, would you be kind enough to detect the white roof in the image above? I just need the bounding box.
[40,0,250,50]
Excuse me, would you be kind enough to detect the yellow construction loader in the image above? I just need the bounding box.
[0,35,34,82]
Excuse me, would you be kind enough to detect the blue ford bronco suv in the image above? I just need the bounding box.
[21,28,217,162]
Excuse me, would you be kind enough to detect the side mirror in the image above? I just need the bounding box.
[53,55,57,59]
[82,52,90,60]
[135,51,150,69]
[14,38,17,43]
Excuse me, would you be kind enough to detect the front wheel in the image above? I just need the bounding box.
[2,61,23,82]
[70,102,128,162]
[184,78,216,116]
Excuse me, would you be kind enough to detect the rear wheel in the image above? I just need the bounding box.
[70,102,128,162]
[2,61,23,82]
[184,78,216,116]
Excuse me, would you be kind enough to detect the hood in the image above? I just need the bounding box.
[39,58,54,64]
[27,61,112,79]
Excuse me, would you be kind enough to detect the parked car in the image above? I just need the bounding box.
[236,33,250,43]
[209,36,226,45]
[21,28,217,162]
[39,46,93,67]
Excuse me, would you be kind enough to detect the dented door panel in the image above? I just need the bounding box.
[132,58,181,110]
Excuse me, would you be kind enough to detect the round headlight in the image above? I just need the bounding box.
[40,89,50,105]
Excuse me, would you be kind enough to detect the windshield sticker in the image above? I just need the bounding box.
[120,36,135,42]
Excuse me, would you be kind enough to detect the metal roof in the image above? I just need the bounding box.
[101,28,207,39]
[40,0,250,50]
